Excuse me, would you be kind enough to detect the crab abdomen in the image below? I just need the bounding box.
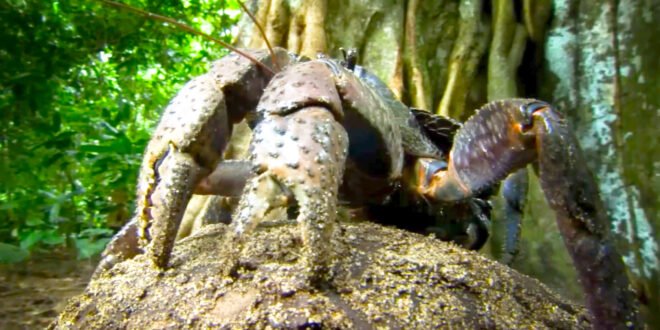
[352,65,444,160]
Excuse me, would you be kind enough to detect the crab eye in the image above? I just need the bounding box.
[519,100,550,130]
[415,158,447,188]
[424,160,448,181]
[524,100,550,114]
[520,100,552,119]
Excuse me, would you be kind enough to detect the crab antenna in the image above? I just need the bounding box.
[97,0,275,76]
[236,0,280,72]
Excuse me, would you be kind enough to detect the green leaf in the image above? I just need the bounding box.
[0,243,30,264]
[19,230,44,250]
[30,130,77,151]
[0,0,240,252]
[79,144,115,153]
[41,152,66,166]
[25,217,45,227]
[41,229,65,245]
[48,201,61,223]
[74,237,111,259]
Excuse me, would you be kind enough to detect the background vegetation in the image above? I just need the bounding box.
[0,0,240,261]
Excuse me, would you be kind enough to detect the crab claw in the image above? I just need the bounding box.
[420,99,539,201]
[420,99,639,328]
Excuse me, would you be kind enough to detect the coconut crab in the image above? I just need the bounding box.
[93,45,639,328]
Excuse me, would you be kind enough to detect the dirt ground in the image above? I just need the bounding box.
[0,249,96,329]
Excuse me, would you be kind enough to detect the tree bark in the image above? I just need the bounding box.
[539,0,659,323]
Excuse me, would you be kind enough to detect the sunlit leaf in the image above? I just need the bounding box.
[20,230,45,250]
[41,229,65,245]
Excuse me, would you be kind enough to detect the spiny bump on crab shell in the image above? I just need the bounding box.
[257,61,344,120]
[250,107,347,197]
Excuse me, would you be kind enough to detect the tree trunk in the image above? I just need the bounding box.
[539,0,660,324]
[234,0,659,324]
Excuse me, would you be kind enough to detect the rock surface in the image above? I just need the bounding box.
[51,221,589,329]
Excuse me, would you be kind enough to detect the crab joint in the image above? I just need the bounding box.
[412,157,472,202]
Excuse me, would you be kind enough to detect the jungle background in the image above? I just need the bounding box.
[0,0,658,328]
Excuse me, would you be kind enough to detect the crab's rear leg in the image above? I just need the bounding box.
[499,168,528,264]
[421,99,639,328]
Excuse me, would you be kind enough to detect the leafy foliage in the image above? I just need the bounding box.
[0,0,241,260]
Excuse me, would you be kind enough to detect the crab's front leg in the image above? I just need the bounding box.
[94,74,230,276]
[139,87,227,268]
[419,99,639,328]
[94,49,292,276]
[221,61,349,281]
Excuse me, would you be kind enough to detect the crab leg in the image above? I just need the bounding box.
[220,61,350,279]
[499,168,528,264]
[93,49,292,276]
[95,74,229,275]
[533,105,640,328]
[93,217,141,277]
[422,99,639,328]
[193,160,254,196]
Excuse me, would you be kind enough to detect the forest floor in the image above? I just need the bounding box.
[0,249,96,329]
